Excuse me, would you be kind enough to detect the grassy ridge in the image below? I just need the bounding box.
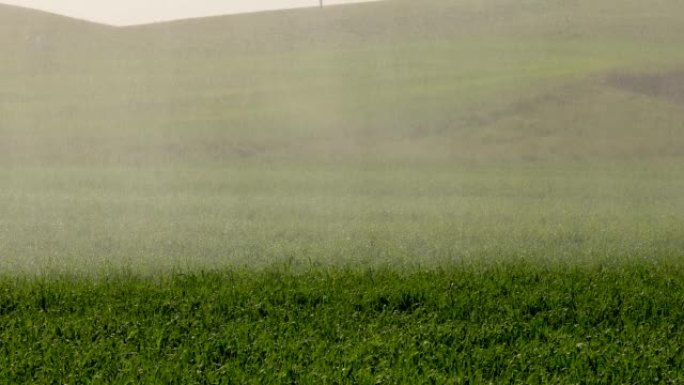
[3,263,684,383]
[4,0,684,165]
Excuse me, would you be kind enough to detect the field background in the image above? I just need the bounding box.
[2,0,684,275]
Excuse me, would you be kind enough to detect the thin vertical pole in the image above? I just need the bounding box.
[320,0,323,8]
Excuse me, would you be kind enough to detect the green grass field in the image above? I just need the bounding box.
[4,263,684,383]
[2,0,684,382]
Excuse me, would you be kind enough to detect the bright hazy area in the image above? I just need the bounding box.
[0,0,380,25]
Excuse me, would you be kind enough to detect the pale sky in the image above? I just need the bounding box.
[0,0,380,26]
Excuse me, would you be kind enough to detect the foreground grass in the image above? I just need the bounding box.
[2,262,684,384]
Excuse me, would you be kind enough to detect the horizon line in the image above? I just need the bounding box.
[0,0,385,28]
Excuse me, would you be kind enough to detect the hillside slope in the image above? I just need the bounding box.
[2,0,684,273]
[3,0,684,164]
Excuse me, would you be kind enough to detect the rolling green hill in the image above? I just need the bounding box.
[4,0,684,164]
[1,0,684,273]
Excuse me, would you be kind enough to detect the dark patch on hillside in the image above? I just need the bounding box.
[606,71,684,105]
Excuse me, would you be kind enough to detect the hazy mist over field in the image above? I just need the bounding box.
[1,0,684,274]
[4,2,684,381]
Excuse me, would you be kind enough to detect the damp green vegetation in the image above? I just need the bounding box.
[2,160,684,274]
[3,263,684,384]
[2,0,684,382]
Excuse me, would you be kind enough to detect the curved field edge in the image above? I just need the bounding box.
[2,262,684,384]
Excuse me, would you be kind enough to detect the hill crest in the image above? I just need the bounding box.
[0,0,385,28]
